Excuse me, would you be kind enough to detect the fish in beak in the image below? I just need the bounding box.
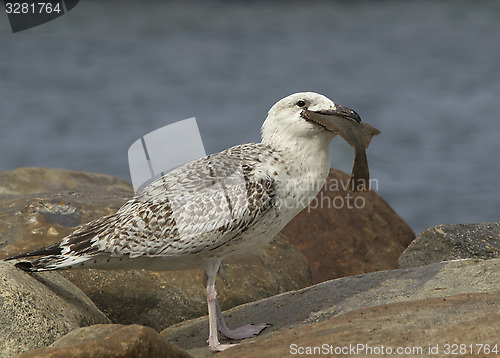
[301,105,380,192]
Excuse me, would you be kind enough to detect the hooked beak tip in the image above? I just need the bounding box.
[334,104,361,123]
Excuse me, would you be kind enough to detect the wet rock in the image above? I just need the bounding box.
[280,168,415,283]
[161,258,500,357]
[0,261,110,358]
[14,324,192,358]
[399,222,500,268]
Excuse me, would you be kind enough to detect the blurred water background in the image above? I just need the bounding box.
[1,0,499,234]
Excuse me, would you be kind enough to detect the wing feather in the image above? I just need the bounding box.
[40,144,277,261]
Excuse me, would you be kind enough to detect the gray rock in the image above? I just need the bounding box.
[14,324,192,358]
[161,258,500,357]
[399,222,500,268]
[0,261,111,358]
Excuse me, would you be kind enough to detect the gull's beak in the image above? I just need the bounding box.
[330,104,362,124]
[300,104,379,149]
[300,104,363,136]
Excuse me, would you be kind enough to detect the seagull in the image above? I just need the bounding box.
[6,92,367,351]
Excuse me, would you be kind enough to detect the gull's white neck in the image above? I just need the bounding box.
[264,131,331,171]
[261,126,334,213]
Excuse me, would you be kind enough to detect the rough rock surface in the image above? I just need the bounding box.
[0,261,111,358]
[0,168,311,331]
[217,291,500,358]
[399,222,500,268]
[280,168,415,283]
[14,324,192,358]
[161,258,500,357]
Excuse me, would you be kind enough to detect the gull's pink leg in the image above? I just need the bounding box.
[204,259,270,350]
[205,260,235,351]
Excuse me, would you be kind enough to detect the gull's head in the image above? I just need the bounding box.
[261,92,361,149]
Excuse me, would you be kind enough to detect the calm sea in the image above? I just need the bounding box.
[1,0,499,234]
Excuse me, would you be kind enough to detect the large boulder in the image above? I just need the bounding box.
[0,261,110,358]
[399,222,500,268]
[0,168,311,331]
[14,324,192,358]
[0,168,133,257]
[280,168,415,283]
[161,258,500,357]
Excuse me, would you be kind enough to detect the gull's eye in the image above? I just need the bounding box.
[296,100,306,107]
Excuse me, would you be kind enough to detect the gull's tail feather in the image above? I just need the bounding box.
[10,254,91,272]
[4,243,65,271]
[5,215,116,272]
[4,242,62,261]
